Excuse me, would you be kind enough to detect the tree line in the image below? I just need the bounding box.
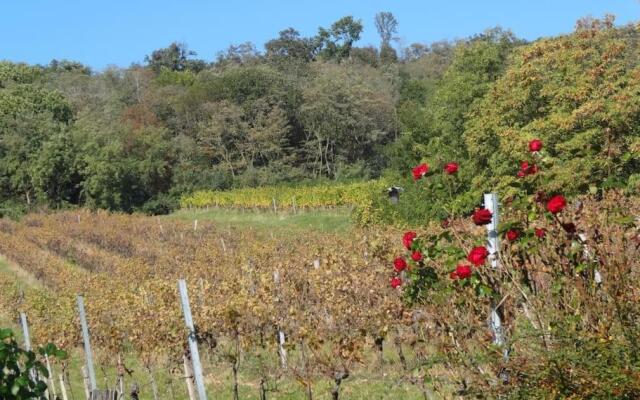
[1,13,638,218]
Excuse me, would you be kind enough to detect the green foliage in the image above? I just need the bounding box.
[465,19,640,197]
[316,16,363,60]
[506,332,640,399]
[385,20,640,225]
[0,62,42,86]
[299,63,396,178]
[155,67,196,86]
[0,328,67,400]
[144,42,205,73]
[141,193,179,215]
[0,64,75,209]
[363,169,481,226]
[78,126,174,212]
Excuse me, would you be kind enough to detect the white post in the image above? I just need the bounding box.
[77,296,97,392]
[178,279,208,400]
[59,374,69,400]
[194,219,198,232]
[484,193,508,370]
[272,197,277,214]
[292,197,297,214]
[578,233,602,284]
[19,312,32,351]
[45,353,57,398]
[273,271,287,369]
[278,331,287,368]
[484,193,499,269]
[19,313,36,382]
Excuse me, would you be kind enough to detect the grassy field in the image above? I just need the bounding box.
[170,207,353,235]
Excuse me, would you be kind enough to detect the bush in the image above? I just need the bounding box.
[0,328,67,400]
[141,193,179,215]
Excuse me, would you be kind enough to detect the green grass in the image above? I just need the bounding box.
[170,207,353,235]
[0,341,428,400]
[49,344,429,400]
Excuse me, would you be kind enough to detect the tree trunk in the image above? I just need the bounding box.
[300,340,313,400]
[146,366,159,400]
[394,335,408,371]
[117,355,125,400]
[374,337,384,367]
[330,371,348,400]
[232,330,241,400]
[259,376,267,400]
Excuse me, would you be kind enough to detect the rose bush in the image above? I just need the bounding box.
[386,138,640,398]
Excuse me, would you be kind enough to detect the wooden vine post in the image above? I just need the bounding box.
[59,373,69,400]
[183,353,197,400]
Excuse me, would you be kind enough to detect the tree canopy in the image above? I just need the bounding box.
[0,14,637,218]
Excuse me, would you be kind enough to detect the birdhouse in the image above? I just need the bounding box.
[387,186,404,204]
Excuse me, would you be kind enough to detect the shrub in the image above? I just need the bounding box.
[0,328,67,400]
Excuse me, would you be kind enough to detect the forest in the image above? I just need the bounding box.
[0,13,639,221]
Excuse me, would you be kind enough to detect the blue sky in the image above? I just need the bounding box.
[2,0,638,70]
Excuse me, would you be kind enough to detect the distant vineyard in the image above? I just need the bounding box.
[180,180,390,225]
[180,180,386,209]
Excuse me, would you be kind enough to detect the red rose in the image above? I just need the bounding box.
[535,228,546,238]
[519,161,539,176]
[444,162,459,175]
[411,251,423,262]
[455,265,472,279]
[390,277,402,288]
[506,229,519,241]
[472,208,493,225]
[412,163,429,180]
[467,246,489,266]
[402,231,417,249]
[529,139,543,152]
[546,195,567,214]
[393,257,408,272]
[449,271,459,280]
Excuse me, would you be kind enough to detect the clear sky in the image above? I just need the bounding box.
[2,0,638,70]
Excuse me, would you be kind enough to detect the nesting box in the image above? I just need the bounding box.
[387,186,403,204]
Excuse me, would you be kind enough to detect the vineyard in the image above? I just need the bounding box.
[179,181,389,225]
[1,189,639,399]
